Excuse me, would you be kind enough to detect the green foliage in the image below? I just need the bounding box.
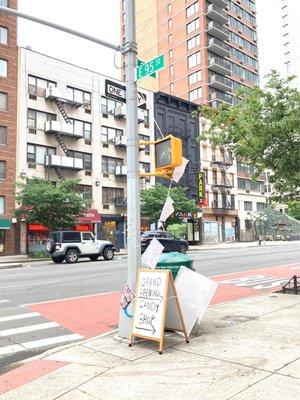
[15,178,88,231]
[141,184,197,226]
[193,71,300,202]
[286,200,300,221]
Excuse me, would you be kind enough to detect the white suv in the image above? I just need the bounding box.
[46,231,115,264]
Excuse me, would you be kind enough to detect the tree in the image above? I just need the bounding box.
[286,200,300,221]
[141,184,197,226]
[194,71,300,202]
[15,178,89,230]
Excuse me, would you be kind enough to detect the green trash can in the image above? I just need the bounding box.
[156,252,195,280]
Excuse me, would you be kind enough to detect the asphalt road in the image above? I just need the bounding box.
[1,242,299,307]
[0,242,299,371]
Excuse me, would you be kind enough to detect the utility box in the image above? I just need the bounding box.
[156,252,194,280]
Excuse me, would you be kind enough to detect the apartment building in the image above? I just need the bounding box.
[17,48,154,254]
[124,0,259,106]
[199,119,238,243]
[0,0,18,255]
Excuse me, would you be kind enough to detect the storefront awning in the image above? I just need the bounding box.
[0,219,12,229]
[78,209,101,223]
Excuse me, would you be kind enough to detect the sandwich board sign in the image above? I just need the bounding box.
[129,269,189,354]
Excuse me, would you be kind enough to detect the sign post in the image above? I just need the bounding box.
[136,54,164,80]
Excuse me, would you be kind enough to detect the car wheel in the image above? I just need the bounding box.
[89,255,99,261]
[46,239,55,253]
[179,244,187,254]
[51,256,64,264]
[103,247,115,261]
[65,249,79,264]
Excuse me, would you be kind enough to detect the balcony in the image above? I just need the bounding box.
[206,20,229,40]
[114,136,127,147]
[211,178,233,190]
[209,0,228,8]
[115,165,127,176]
[211,200,234,210]
[209,74,232,92]
[45,87,82,107]
[207,36,230,57]
[206,4,228,25]
[44,120,83,139]
[210,90,233,105]
[44,154,83,170]
[208,56,231,75]
[211,153,233,166]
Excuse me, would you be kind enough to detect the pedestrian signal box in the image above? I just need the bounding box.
[155,135,182,175]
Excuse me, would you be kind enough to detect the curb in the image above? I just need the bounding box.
[0,263,24,270]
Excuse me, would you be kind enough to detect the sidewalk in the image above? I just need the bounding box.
[1,292,299,399]
[0,240,297,266]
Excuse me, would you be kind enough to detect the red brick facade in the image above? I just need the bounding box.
[0,0,18,255]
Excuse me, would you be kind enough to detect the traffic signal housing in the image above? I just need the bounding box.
[154,135,182,177]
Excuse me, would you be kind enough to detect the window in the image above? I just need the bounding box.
[0,196,4,214]
[28,75,56,97]
[169,65,174,76]
[139,134,150,154]
[186,18,199,34]
[0,59,7,77]
[186,2,199,18]
[27,143,56,164]
[188,51,200,68]
[62,231,81,243]
[167,3,171,13]
[245,219,252,230]
[187,34,200,50]
[0,161,5,180]
[101,126,123,143]
[102,187,124,204]
[188,70,201,85]
[256,202,265,212]
[170,83,174,92]
[75,185,92,201]
[68,151,92,170]
[67,86,91,109]
[168,34,173,43]
[244,201,253,211]
[202,145,207,160]
[70,119,92,140]
[0,92,7,110]
[139,162,150,173]
[237,161,255,175]
[102,156,123,174]
[0,126,6,144]
[101,96,123,115]
[168,19,172,28]
[169,49,173,59]
[189,87,202,101]
[0,1,8,6]
[27,109,56,131]
[82,232,94,241]
[0,26,8,45]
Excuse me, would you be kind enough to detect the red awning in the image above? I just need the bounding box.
[78,209,101,223]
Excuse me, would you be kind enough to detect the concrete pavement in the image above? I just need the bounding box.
[0,292,299,399]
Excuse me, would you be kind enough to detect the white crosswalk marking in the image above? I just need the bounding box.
[0,312,40,323]
[0,300,10,304]
[0,321,59,336]
[23,334,83,349]
[220,275,288,290]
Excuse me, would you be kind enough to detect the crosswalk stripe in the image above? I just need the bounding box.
[0,322,59,336]
[0,312,40,323]
[0,300,10,304]
[0,344,24,356]
[23,334,83,349]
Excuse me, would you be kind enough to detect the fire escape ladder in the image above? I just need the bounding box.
[54,98,72,124]
[54,131,70,157]
[54,166,65,180]
[220,147,232,166]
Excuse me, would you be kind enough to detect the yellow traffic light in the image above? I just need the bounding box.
[154,135,182,176]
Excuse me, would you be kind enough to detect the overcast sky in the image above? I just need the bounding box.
[18,0,284,85]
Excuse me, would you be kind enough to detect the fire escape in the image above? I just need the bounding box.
[45,87,83,180]
[211,147,234,210]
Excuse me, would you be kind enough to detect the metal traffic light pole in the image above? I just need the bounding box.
[0,1,140,339]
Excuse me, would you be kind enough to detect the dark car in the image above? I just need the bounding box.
[141,231,188,254]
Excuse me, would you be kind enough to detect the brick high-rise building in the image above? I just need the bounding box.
[0,0,18,255]
[122,0,259,106]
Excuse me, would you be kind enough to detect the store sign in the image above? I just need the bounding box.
[78,209,101,223]
[74,224,93,232]
[198,172,206,206]
[105,79,147,109]
[28,224,48,231]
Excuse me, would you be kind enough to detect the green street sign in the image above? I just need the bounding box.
[136,54,164,80]
[137,59,156,78]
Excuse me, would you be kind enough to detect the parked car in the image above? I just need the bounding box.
[46,231,115,264]
[141,231,188,254]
